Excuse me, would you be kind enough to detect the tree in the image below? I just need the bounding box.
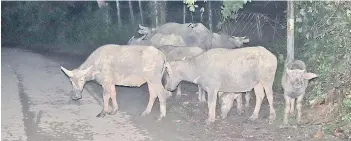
[116,0,122,28]
[96,0,111,25]
[184,0,249,31]
[183,4,186,24]
[158,1,167,25]
[208,1,212,32]
[286,1,294,62]
[149,0,167,27]
[138,0,144,25]
[129,0,135,25]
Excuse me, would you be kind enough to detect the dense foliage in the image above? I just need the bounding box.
[184,0,249,22]
[1,1,136,53]
[295,1,351,123]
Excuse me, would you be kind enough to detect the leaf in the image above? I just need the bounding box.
[189,6,195,12]
[200,7,205,12]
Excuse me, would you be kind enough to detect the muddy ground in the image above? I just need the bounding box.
[1,47,344,141]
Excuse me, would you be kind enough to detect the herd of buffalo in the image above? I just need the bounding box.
[60,22,318,126]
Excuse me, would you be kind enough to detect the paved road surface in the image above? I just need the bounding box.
[2,48,151,141]
[2,47,343,141]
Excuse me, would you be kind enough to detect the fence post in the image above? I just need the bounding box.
[256,15,262,42]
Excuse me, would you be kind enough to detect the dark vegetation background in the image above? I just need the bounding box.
[1,0,350,135]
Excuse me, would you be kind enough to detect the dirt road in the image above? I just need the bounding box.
[1,47,343,141]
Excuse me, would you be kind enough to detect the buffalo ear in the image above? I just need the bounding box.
[303,72,318,80]
[242,38,249,43]
[61,66,74,78]
[139,24,146,29]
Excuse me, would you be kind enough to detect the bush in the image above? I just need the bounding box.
[295,1,351,123]
[1,1,138,53]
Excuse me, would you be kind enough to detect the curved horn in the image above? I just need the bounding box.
[140,34,147,40]
[128,36,135,43]
[139,24,145,29]
[61,66,74,78]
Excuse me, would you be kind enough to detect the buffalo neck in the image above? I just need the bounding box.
[178,59,200,84]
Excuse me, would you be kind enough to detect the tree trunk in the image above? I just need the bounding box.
[116,0,122,28]
[138,0,144,25]
[286,0,295,62]
[97,0,107,8]
[158,1,166,25]
[129,0,135,25]
[96,0,110,25]
[183,4,186,24]
[200,8,204,22]
[208,1,213,32]
[191,12,194,23]
[149,1,159,27]
[149,0,166,28]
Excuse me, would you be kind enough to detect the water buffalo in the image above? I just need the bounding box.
[60,44,169,121]
[137,22,250,50]
[281,59,317,125]
[158,45,205,101]
[163,46,278,124]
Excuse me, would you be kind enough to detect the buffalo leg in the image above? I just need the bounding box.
[245,91,251,108]
[236,93,243,115]
[283,94,292,125]
[296,94,304,125]
[107,85,118,115]
[156,84,167,121]
[219,92,230,119]
[206,89,218,124]
[198,85,206,102]
[141,83,157,116]
[249,83,265,121]
[290,98,296,117]
[175,83,182,99]
[97,84,112,118]
[263,83,276,123]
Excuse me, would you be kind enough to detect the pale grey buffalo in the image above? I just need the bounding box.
[128,37,206,101]
[281,59,317,125]
[218,92,244,118]
[60,44,169,121]
[138,23,194,41]
[158,45,205,101]
[128,33,186,47]
[137,22,249,50]
[163,46,278,124]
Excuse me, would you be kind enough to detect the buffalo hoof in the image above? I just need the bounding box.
[156,115,165,122]
[278,123,290,129]
[175,94,181,100]
[72,96,82,101]
[248,114,258,121]
[237,110,244,116]
[205,118,215,125]
[140,110,150,117]
[268,113,276,124]
[96,111,107,118]
[199,98,206,103]
[107,109,118,115]
[221,114,228,119]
